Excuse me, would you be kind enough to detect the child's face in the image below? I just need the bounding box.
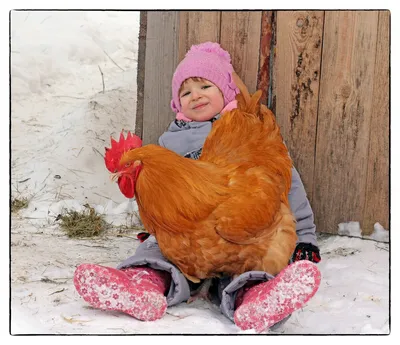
[179,78,224,122]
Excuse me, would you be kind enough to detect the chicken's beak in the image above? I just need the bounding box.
[110,172,120,183]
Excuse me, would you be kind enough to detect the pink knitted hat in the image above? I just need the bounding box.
[170,42,239,114]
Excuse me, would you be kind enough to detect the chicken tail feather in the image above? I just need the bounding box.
[232,72,264,120]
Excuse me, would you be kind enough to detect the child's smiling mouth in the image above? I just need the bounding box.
[193,103,208,110]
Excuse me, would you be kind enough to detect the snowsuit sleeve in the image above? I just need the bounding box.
[289,166,318,246]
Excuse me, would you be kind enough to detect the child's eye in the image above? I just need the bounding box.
[180,91,190,97]
[202,85,211,90]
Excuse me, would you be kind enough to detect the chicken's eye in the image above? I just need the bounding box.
[125,162,131,168]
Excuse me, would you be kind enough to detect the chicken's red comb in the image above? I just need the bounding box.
[104,131,142,172]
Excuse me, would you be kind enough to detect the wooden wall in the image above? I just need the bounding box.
[274,11,389,234]
[136,10,389,235]
[137,11,265,145]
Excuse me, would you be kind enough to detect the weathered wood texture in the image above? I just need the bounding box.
[220,12,262,93]
[269,12,278,115]
[257,11,275,107]
[362,10,390,233]
[135,11,147,138]
[313,11,380,234]
[275,11,324,204]
[139,10,389,234]
[178,12,221,62]
[141,11,180,145]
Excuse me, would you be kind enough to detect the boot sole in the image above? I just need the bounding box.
[73,264,167,321]
[234,260,321,332]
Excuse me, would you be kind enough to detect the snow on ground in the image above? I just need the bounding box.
[10,219,389,335]
[9,10,390,335]
[11,10,138,209]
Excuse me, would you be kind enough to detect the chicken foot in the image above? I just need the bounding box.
[187,278,213,304]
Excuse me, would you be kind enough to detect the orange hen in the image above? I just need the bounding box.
[106,78,297,283]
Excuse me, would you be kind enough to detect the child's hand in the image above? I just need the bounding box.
[292,243,321,263]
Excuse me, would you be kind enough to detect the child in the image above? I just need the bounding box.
[74,42,322,332]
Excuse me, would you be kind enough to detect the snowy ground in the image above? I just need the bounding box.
[9,10,390,336]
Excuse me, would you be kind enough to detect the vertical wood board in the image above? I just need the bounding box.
[135,11,147,139]
[178,12,221,62]
[313,11,379,233]
[142,11,180,145]
[257,11,275,106]
[363,10,390,234]
[275,11,324,203]
[220,11,262,93]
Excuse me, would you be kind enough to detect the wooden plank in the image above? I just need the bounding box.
[142,11,180,145]
[220,11,262,93]
[270,12,278,115]
[135,11,147,139]
[257,11,275,106]
[313,11,379,234]
[178,12,221,62]
[275,11,324,204]
[362,11,390,234]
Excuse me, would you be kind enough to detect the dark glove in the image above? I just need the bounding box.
[137,232,151,242]
[292,242,321,263]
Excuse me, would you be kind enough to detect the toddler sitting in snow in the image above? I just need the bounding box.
[73,42,321,332]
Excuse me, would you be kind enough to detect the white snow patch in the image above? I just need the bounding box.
[366,223,389,243]
[338,221,389,243]
[338,221,362,237]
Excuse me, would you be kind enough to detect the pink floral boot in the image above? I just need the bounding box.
[73,264,171,321]
[234,260,321,332]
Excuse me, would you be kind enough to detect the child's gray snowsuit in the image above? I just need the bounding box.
[117,117,318,327]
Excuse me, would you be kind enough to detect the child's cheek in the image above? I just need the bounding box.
[179,99,186,110]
